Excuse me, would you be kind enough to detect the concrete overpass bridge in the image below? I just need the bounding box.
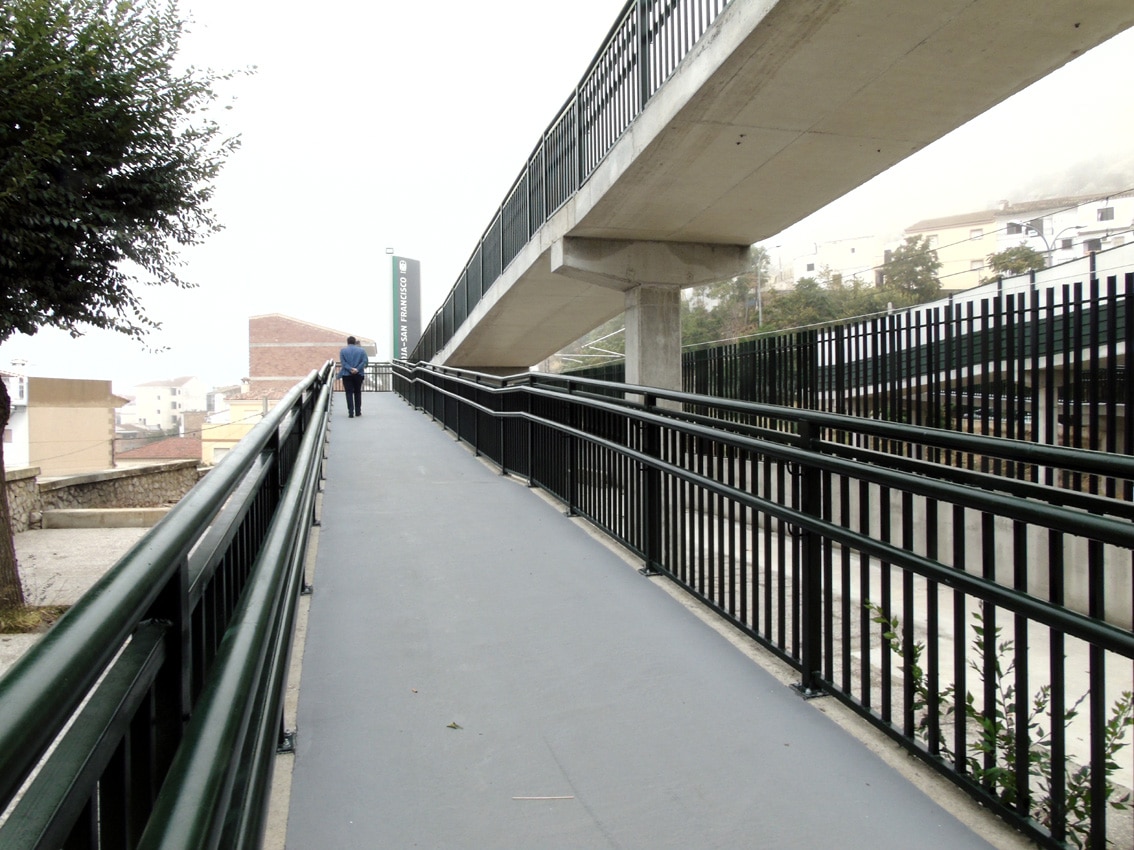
[415,0,1134,393]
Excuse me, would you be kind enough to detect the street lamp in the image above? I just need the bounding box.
[1012,219,1084,267]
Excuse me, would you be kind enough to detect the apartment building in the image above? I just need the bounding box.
[905,190,1134,292]
[2,374,127,475]
[119,376,209,433]
[781,234,888,288]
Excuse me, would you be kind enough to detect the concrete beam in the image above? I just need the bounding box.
[550,237,755,291]
[550,237,754,393]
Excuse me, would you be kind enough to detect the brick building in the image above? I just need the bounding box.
[247,314,377,396]
[201,315,376,465]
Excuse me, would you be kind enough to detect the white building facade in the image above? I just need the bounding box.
[1,372,30,468]
[994,190,1134,268]
[121,376,209,433]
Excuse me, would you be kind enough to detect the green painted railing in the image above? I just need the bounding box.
[0,361,333,849]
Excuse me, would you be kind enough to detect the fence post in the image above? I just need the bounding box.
[566,382,577,516]
[793,419,825,697]
[498,387,508,477]
[472,375,481,457]
[639,394,663,576]
[637,0,651,111]
[526,376,536,487]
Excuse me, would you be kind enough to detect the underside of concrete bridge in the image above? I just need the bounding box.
[439,0,1134,390]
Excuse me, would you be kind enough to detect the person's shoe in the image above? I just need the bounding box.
[348,412,354,418]
[356,411,362,417]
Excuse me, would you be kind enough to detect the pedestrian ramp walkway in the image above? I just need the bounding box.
[284,392,1015,849]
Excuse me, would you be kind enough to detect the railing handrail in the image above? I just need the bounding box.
[405,362,1134,549]
[393,358,1134,848]
[0,361,334,848]
[411,0,733,363]
[402,361,1134,482]
[136,377,331,849]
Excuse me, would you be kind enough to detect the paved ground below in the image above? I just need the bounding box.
[1,527,148,677]
[283,393,1023,850]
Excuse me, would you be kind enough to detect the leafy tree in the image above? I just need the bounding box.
[681,287,726,348]
[680,246,771,346]
[984,244,1047,279]
[0,0,242,610]
[756,267,890,333]
[880,235,942,304]
[762,276,838,329]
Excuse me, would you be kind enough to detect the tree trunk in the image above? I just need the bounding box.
[0,379,26,609]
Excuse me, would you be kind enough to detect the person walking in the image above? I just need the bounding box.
[339,335,369,418]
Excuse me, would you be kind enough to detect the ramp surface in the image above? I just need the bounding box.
[286,393,998,849]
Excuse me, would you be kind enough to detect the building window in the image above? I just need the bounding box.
[1006,222,1023,235]
[1098,207,1115,222]
[1058,238,1073,250]
[970,228,984,239]
[970,260,984,271]
[805,263,815,272]
[1085,238,1102,252]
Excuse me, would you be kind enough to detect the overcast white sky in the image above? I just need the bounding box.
[3,1,1133,392]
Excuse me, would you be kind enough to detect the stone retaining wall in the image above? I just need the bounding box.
[5,461,204,531]
[5,467,41,534]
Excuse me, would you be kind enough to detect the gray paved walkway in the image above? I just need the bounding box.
[285,393,1002,849]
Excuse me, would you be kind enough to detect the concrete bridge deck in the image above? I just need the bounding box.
[283,392,1019,849]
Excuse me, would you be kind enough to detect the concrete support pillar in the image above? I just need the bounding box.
[551,237,755,394]
[624,285,681,392]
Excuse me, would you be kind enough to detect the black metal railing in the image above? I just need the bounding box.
[411,0,732,363]
[0,362,334,849]
[568,262,1133,473]
[394,361,1134,850]
[682,268,1133,462]
[331,361,394,393]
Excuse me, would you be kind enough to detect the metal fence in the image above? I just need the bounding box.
[411,0,732,363]
[331,361,394,393]
[684,267,1133,463]
[394,361,1134,850]
[568,259,1133,488]
[0,363,334,849]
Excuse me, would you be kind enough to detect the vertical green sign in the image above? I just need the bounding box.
[391,256,421,361]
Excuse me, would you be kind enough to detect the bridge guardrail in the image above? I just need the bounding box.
[331,361,394,393]
[411,0,733,363]
[394,360,1134,850]
[0,361,334,849]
